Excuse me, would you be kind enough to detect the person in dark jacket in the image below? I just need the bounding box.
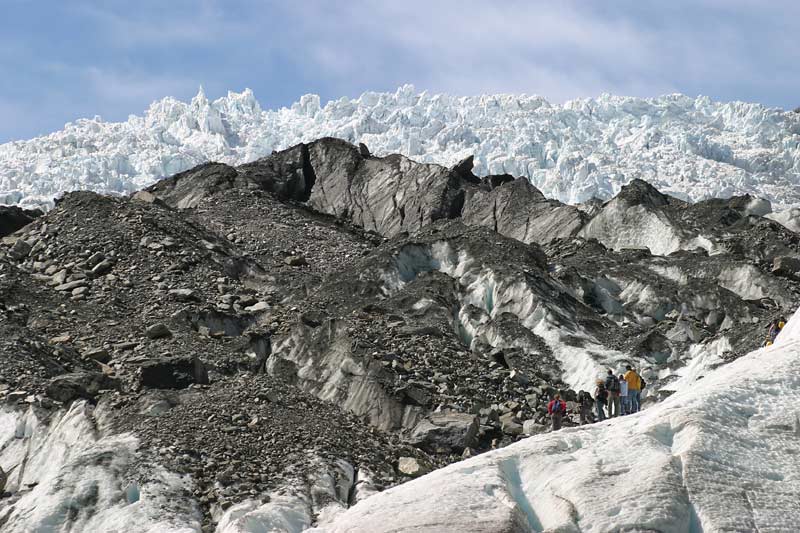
[594,380,608,422]
[604,369,621,417]
[578,390,594,424]
[547,393,567,431]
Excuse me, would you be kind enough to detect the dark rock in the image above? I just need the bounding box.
[397,384,432,406]
[8,239,32,261]
[91,259,114,276]
[146,323,172,339]
[772,256,800,279]
[54,280,86,292]
[284,255,308,267]
[169,288,198,301]
[138,355,209,389]
[0,206,41,238]
[45,372,119,403]
[83,348,111,363]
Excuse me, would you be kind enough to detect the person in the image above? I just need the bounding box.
[618,374,629,415]
[768,319,781,343]
[604,369,621,417]
[547,393,567,431]
[594,380,608,422]
[577,390,594,424]
[624,365,642,413]
[770,317,786,343]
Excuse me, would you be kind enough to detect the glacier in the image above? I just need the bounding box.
[310,308,800,533]
[2,85,800,210]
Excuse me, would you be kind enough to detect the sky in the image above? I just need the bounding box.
[1,0,798,143]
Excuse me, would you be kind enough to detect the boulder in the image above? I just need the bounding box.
[45,371,119,403]
[772,256,800,280]
[523,420,547,436]
[8,239,32,261]
[169,288,198,302]
[284,255,308,267]
[138,355,209,389]
[54,280,86,292]
[83,348,111,363]
[145,323,172,339]
[85,252,105,269]
[244,301,270,313]
[499,412,523,435]
[397,457,430,478]
[408,412,478,453]
[91,259,114,276]
[51,269,68,285]
[132,190,158,203]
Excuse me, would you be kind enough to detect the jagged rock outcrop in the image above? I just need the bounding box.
[461,177,586,244]
[0,206,41,238]
[45,371,120,403]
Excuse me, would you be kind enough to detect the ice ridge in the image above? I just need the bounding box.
[2,85,800,209]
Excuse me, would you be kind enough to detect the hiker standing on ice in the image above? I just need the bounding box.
[547,393,567,431]
[618,374,629,415]
[594,380,608,422]
[605,369,621,417]
[578,390,594,424]
[767,317,786,345]
[624,366,642,413]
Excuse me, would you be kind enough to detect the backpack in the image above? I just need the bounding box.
[551,400,562,414]
[608,376,620,393]
[597,388,608,402]
[639,376,646,390]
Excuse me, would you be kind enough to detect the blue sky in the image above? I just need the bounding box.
[1,0,798,143]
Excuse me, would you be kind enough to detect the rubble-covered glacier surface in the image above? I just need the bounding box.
[2,85,800,209]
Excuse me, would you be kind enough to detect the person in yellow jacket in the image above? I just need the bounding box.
[624,365,642,413]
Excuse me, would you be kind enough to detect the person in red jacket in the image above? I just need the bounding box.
[547,393,567,431]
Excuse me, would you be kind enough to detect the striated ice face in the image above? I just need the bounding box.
[2,85,800,209]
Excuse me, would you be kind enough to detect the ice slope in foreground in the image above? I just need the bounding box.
[311,309,800,533]
[2,86,800,209]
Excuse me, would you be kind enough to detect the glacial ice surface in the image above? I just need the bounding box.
[3,86,800,209]
[311,306,800,533]
[0,402,201,532]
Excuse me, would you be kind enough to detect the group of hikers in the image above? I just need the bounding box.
[763,316,786,347]
[546,365,645,431]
